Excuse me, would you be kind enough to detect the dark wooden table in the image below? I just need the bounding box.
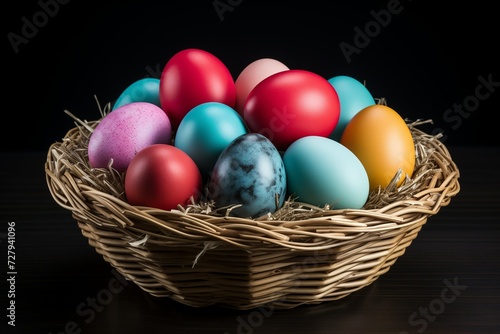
[1,146,499,334]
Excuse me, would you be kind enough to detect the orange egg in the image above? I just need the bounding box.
[340,104,415,192]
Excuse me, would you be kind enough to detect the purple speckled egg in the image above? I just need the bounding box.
[88,102,172,172]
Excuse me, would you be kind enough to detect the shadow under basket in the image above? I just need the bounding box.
[45,118,460,310]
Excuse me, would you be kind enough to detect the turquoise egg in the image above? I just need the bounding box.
[112,78,161,110]
[207,133,287,218]
[328,75,375,141]
[174,102,248,180]
[283,136,369,209]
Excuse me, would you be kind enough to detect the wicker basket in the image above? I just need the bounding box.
[45,112,460,310]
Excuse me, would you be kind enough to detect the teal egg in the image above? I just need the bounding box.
[112,78,161,110]
[283,136,369,209]
[328,75,375,141]
[207,133,287,218]
[174,102,248,180]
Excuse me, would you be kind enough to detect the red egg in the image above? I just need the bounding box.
[243,69,340,151]
[124,144,202,211]
[159,48,236,128]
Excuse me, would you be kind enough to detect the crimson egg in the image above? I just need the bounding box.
[243,69,340,151]
[159,48,236,128]
[124,144,203,211]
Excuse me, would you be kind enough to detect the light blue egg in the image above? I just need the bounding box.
[112,78,161,110]
[328,75,375,141]
[283,136,369,209]
[207,133,287,218]
[174,102,248,180]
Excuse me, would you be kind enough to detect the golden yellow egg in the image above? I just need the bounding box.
[340,104,415,192]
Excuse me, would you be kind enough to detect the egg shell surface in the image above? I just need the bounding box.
[243,69,340,151]
[124,143,202,211]
[207,133,287,218]
[88,102,172,173]
[234,58,289,115]
[159,48,236,129]
[327,75,376,141]
[174,102,248,180]
[283,136,369,209]
[340,104,416,191]
[112,78,161,110]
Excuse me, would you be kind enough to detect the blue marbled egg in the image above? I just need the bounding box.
[207,133,287,218]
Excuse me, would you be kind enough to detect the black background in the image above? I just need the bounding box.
[4,0,500,152]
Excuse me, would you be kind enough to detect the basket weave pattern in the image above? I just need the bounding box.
[45,118,460,310]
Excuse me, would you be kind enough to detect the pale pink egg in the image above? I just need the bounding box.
[234,58,289,115]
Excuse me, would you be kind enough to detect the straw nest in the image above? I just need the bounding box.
[45,100,460,310]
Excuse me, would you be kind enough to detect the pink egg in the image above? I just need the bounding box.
[88,102,172,173]
[234,58,289,115]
